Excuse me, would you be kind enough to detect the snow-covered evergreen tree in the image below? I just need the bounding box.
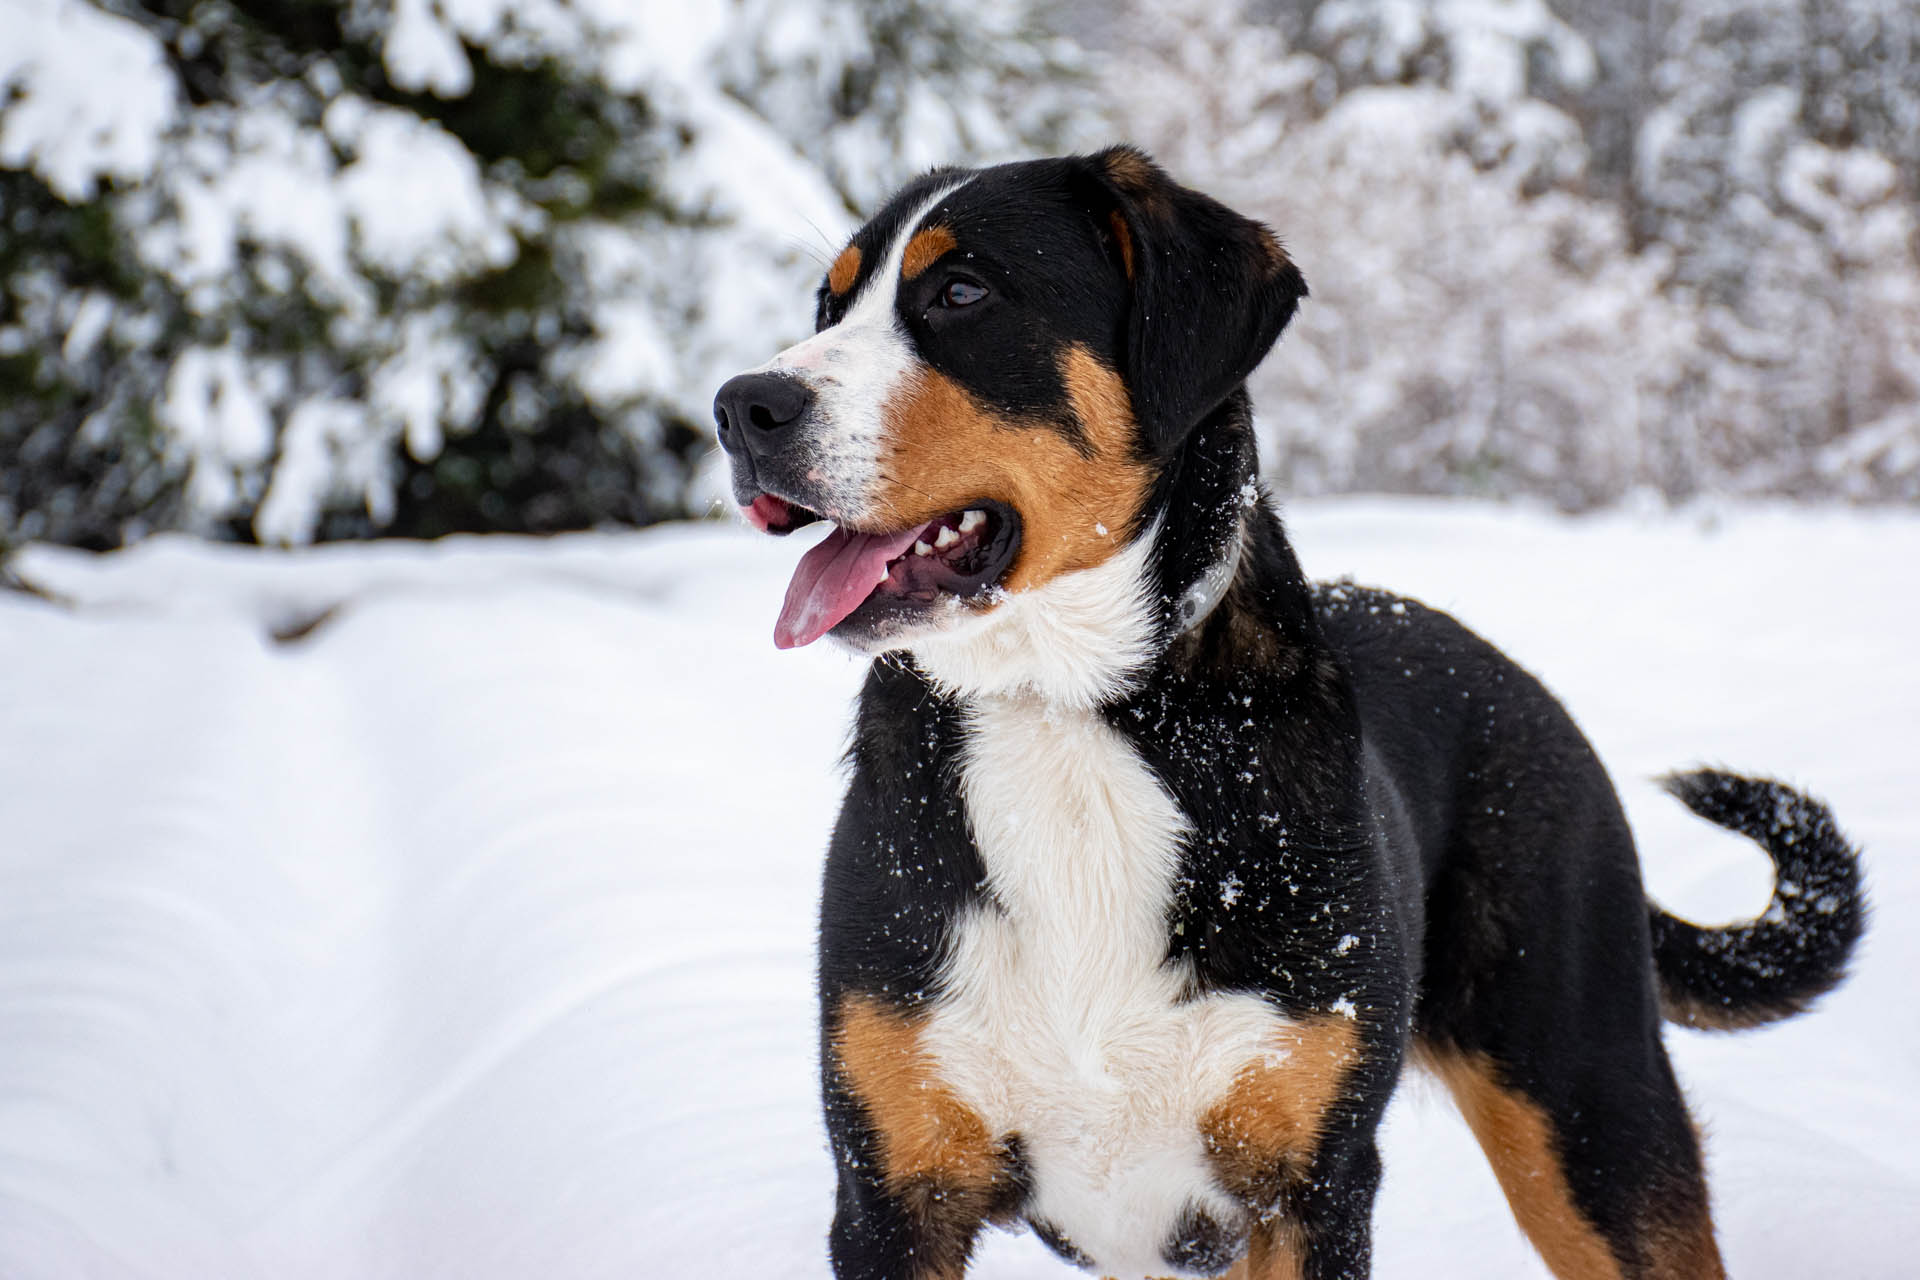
[1093,0,1920,507]
[8,0,1916,547]
[1099,0,1665,506]
[1633,0,1920,497]
[0,0,1082,549]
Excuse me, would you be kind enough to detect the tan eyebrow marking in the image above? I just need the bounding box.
[827,244,861,296]
[901,226,958,282]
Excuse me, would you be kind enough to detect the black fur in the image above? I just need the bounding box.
[1030,1217,1095,1269]
[1319,580,1724,1266]
[811,149,1307,465]
[1091,146,1308,454]
[1650,769,1866,1029]
[746,150,1868,1280]
[1163,1202,1245,1275]
[817,160,1129,447]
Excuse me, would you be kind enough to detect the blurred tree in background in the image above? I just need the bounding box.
[0,0,1081,549]
[4,0,1918,553]
[1096,0,1920,507]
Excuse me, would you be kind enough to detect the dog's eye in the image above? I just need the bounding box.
[940,279,987,308]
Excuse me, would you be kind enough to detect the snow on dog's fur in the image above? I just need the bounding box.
[712,148,1866,1280]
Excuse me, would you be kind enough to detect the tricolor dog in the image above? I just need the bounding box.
[710,148,1865,1280]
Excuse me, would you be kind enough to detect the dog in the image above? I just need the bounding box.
[710,147,1865,1280]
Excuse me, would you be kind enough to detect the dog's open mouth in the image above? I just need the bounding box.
[744,494,1021,649]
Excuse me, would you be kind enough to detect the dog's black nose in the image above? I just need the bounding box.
[714,372,813,458]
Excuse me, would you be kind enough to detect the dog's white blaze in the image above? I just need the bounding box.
[923,695,1290,1279]
[747,184,962,519]
[909,522,1163,709]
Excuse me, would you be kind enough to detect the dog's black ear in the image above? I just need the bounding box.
[1084,146,1307,455]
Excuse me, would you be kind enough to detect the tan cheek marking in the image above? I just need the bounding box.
[901,225,958,281]
[876,345,1151,595]
[831,994,1018,1279]
[1417,1045,1627,1280]
[828,244,861,296]
[1199,1016,1361,1208]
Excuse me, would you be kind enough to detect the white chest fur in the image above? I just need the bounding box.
[922,695,1285,1278]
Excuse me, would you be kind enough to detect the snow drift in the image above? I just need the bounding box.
[1,499,1916,1277]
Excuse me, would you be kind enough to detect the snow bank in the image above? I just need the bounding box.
[2,500,1916,1276]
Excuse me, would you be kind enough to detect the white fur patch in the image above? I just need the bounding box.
[748,183,963,522]
[922,694,1292,1279]
[908,522,1163,709]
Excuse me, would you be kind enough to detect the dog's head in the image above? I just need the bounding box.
[714,147,1304,688]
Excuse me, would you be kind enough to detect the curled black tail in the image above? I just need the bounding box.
[1649,768,1866,1031]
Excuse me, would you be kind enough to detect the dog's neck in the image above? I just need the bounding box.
[906,391,1313,711]
[1140,389,1262,641]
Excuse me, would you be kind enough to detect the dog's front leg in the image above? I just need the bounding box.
[1222,1137,1382,1280]
[825,1139,989,1280]
[822,994,1019,1280]
[1291,1136,1382,1280]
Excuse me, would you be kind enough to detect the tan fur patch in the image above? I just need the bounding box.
[831,994,1016,1277]
[832,994,1005,1192]
[1658,989,1787,1033]
[876,344,1150,595]
[1199,1016,1361,1207]
[828,244,861,296]
[902,225,958,281]
[1645,1211,1728,1280]
[1221,1220,1307,1280]
[1255,227,1292,276]
[1108,209,1135,280]
[1420,1046,1627,1280]
[1103,147,1158,194]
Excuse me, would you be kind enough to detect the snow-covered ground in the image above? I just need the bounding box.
[1,498,1916,1278]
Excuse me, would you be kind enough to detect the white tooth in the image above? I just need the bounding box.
[913,541,933,556]
[959,509,985,533]
[934,526,960,550]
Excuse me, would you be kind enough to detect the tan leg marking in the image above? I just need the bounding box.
[877,344,1151,594]
[1655,1104,1727,1278]
[832,994,1007,1192]
[1420,1046,1627,1280]
[1220,1219,1307,1280]
[902,226,957,282]
[1643,1212,1735,1280]
[827,243,861,296]
[1200,1017,1361,1208]
[830,995,1016,1278]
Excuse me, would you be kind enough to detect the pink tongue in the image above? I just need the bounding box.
[774,525,925,649]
